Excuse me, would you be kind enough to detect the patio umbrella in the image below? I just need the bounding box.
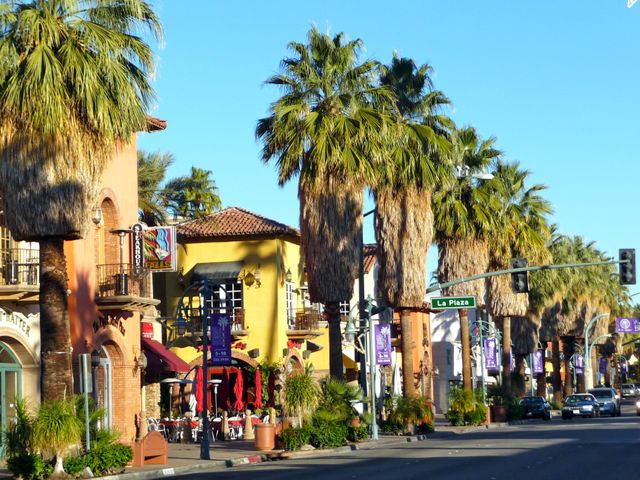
[254,369,263,409]
[267,371,276,408]
[233,369,245,411]
[195,367,204,414]
[219,367,230,411]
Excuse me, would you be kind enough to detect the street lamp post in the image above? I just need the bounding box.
[586,334,611,388]
[471,316,501,405]
[357,209,375,395]
[583,313,610,391]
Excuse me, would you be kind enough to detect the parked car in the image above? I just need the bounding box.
[587,387,621,417]
[621,383,636,397]
[519,396,552,420]
[634,383,640,396]
[561,394,600,419]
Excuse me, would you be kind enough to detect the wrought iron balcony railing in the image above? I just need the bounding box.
[0,248,39,287]
[96,263,150,298]
[291,309,322,331]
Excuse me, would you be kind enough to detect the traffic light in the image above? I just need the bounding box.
[511,257,529,294]
[619,248,636,285]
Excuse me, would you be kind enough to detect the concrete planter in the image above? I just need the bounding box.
[490,405,507,423]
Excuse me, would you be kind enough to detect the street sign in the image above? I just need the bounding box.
[431,296,476,309]
[615,317,640,333]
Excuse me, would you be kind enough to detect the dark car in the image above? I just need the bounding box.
[561,394,600,419]
[519,396,552,420]
[587,387,621,417]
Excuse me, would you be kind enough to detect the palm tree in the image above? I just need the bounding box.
[374,55,452,397]
[256,27,390,378]
[487,161,552,391]
[165,166,222,220]
[138,150,174,226]
[432,126,501,391]
[0,0,161,401]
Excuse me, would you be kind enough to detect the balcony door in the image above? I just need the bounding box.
[0,341,22,459]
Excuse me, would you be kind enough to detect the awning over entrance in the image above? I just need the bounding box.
[191,261,242,283]
[142,338,190,373]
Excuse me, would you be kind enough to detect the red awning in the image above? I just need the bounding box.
[142,338,190,373]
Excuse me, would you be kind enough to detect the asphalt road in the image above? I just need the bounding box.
[173,399,640,480]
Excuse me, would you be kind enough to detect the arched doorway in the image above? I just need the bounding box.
[92,346,113,430]
[0,341,22,458]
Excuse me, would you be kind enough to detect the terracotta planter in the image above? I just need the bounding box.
[254,423,275,451]
[490,405,507,423]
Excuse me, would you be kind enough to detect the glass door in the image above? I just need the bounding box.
[0,341,22,459]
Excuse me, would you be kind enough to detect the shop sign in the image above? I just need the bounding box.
[0,309,31,337]
[143,226,177,272]
[131,223,145,276]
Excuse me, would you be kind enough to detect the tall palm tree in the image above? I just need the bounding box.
[165,166,222,219]
[486,161,552,391]
[138,150,174,226]
[374,55,452,397]
[432,126,501,391]
[0,0,161,401]
[256,27,390,378]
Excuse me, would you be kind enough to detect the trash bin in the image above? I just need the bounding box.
[254,423,275,451]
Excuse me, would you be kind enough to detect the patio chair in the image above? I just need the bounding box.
[147,418,167,439]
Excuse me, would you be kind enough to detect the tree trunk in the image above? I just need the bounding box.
[513,354,526,397]
[562,337,574,397]
[460,309,472,392]
[325,301,343,379]
[40,237,73,402]
[536,345,547,397]
[501,317,511,392]
[400,309,415,397]
[551,337,562,405]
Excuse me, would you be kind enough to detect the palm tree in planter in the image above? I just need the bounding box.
[374,55,452,397]
[257,27,390,378]
[432,126,501,391]
[0,0,162,401]
[486,161,552,392]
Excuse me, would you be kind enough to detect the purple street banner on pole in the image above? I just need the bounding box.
[575,355,584,374]
[210,313,231,365]
[599,357,607,374]
[484,338,498,370]
[510,350,515,370]
[621,360,628,375]
[375,324,392,365]
[615,317,640,333]
[533,349,544,374]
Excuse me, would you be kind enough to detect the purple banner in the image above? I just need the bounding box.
[510,350,515,370]
[484,338,498,370]
[621,360,628,375]
[374,324,392,365]
[615,317,640,333]
[533,349,544,374]
[599,357,607,374]
[210,313,232,365]
[575,354,584,374]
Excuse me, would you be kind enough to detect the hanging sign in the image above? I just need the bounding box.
[575,354,584,374]
[130,223,145,276]
[510,350,515,370]
[599,357,607,374]
[615,317,640,333]
[374,323,392,365]
[143,226,177,272]
[484,338,499,370]
[210,313,232,365]
[533,349,544,374]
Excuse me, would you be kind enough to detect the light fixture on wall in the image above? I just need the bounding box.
[239,264,261,288]
[91,205,103,226]
[285,268,293,283]
[133,351,148,373]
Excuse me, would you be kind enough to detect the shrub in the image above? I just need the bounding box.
[85,442,133,476]
[444,409,464,426]
[466,404,487,426]
[416,421,435,435]
[347,424,369,442]
[317,376,364,422]
[281,426,312,451]
[506,399,525,421]
[6,453,52,480]
[283,363,319,427]
[379,419,403,434]
[389,396,433,433]
[309,422,348,449]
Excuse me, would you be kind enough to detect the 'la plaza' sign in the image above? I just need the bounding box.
[431,296,476,310]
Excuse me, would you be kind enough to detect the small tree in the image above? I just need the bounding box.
[32,399,83,477]
[283,364,319,427]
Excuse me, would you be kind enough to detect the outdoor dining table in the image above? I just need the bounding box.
[159,419,200,443]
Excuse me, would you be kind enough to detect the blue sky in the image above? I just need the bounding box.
[138,1,640,294]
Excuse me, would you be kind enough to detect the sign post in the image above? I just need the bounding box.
[79,353,92,451]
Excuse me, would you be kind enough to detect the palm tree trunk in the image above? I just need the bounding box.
[562,337,574,397]
[400,309,415,397]
[551,337,562,405]
[536,344,547,397]
[459,309,472,391]
[501,317,511,392]
[40,237,73,402]
[513,354,526,397]
[325,301,343,379]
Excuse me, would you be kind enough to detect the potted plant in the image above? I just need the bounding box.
[487,384,510,423]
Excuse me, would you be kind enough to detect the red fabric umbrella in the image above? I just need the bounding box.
[267,371,276,408]
[219,367,230,411]
[195,367,204,414]
[233,369,245,411]
[254,369,263,409]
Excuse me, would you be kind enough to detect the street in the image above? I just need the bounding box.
[172,399,640,480]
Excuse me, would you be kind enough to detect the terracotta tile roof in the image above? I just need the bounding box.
[177,207,300,240]
[364,244,377,274]
[145,116,167,132]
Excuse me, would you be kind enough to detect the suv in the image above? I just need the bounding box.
[588,387,621,417]
[621,383,637,397]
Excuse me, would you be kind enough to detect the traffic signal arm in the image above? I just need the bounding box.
[427,258,621,294]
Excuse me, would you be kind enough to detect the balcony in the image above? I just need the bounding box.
[286,309,324,340]
[0,248,39,303]
[95,263,159,312]
[166,308,248,346]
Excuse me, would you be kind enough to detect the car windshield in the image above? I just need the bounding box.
[565,395,591,404]
[589,390,612,399]
[623,384,634,388]
[520,397,542,404]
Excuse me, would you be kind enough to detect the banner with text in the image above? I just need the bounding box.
[484,338,499,370]
[615,317,640,333]
[374,323,392,365]
[532,349,544,374]
[210,313,232,365]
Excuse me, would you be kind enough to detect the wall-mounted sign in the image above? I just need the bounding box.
[141,322,154,339]
[143,226,177,272]
[0,309,32,337]
[131,223,145,276]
